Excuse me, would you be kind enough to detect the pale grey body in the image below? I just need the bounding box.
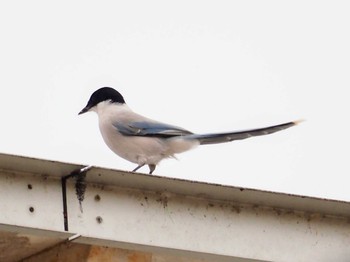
[93,101,198,169]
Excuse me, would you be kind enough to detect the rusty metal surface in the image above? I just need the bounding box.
[22,242,216,262]
[0,231,65,262]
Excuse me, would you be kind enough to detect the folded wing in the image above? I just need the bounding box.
[114,121,193,138]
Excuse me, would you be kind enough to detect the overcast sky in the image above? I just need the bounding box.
[1,1,349,201]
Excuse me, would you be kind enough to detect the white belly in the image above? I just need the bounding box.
[99,120,168,165]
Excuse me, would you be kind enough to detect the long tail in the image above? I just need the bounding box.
[186,120,302,145]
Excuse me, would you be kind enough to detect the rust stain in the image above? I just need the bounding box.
[127,252,151,262]
[0,232,30,262]
[231,205,241,214]
[87,246,151,262]
[29,242,90,262]
[88,246,101,257]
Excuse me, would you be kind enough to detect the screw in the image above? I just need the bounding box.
[96,216,103,224]
[94,194,101,201]
[28,184,32,190]
[29,207,34,213]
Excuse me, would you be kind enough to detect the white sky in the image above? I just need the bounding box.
[1,1,349,201]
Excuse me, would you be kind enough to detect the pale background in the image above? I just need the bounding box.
[1,1,349,200]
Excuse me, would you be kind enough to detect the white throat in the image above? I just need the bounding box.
[90,101,128,115]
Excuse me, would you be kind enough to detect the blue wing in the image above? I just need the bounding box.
[114,120,299,142]
[114,121,193,138]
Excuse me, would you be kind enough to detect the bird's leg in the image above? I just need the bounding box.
[132,164,145,172]
[148,164,156,174]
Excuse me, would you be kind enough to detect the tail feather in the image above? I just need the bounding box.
[186,121,300,145]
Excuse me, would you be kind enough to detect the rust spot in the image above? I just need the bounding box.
[208,203,214,208]
[285,210,293,215]
[305,212,312,222]
[239,188,244,191]
[156,196,168,208]
[161,197,168,208]
[127,252,152,262]
[231,205,241,214]
[274,208,281,216]
[27,184,32,190]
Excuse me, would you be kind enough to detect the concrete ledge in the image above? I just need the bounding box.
[1,153,350,261]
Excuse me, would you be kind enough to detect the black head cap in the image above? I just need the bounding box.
[79,87,126,115]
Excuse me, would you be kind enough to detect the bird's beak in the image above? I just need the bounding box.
[78,107,89,115]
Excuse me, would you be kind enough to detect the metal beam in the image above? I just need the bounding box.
[1,153,350,261]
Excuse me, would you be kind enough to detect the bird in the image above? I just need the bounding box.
[79,87,300,174]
